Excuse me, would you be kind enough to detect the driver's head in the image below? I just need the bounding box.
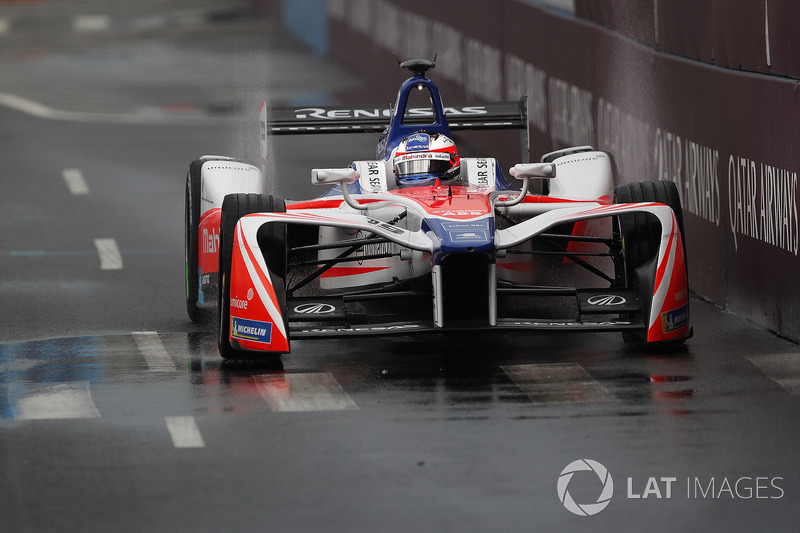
[392,132,460,187]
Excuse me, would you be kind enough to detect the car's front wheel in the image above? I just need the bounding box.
[217,193,287,359]
[614,180,687,346]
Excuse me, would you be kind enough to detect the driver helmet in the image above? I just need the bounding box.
[392,132,460,187]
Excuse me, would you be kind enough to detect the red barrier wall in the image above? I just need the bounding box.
[252,0,800,341]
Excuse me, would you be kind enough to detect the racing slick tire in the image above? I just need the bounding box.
[185,159,209,323]
[217,193,287,359]
[614,180,687,346]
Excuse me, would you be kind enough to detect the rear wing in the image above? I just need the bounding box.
[258,98,530,170]
[265,99,527,134]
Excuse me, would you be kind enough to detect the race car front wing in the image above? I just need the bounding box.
[225,201,689,352]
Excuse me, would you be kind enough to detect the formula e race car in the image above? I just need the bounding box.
[184,59,690,359]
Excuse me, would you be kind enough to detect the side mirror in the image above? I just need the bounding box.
[311,167,368,210]
[509,162,556,179]
[495,162,556,207]
[311,167,360,186]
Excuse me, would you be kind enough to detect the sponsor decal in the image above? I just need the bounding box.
[405,133,430,151]
[661,304,689,333]
[558,459,614,517]
[231,316,273,344]
[366,161,383,191]
[247,288,254,300]
[554,153,607,167]
[416,106,488,117]
[586,295,627,306]
[368,218,404,235]
[294,107,391,120]
[294,303,337,315]
[451,231,488,242]
[231,298,248,310]
[441,220,491,242]
[291,106,488,121]
[395,152,449,163]
[202,227,219,254]
[473,158,491,187]
[441,221,490,230]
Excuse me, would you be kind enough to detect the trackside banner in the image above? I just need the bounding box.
[266,0,800,342]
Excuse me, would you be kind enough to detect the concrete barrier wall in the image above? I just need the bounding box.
[268,0,800,341]
[577,0,800,79]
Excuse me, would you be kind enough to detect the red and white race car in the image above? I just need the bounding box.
[185,59,690,359]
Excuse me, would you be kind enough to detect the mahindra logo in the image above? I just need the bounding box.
[587,295,627,306]
[294,303,336,314]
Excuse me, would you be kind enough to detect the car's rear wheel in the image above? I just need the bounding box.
[218,193,287,359]
[185,159,210,323]
[614,180,687,346]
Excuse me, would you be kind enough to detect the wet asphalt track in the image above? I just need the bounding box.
[2,4,800,532]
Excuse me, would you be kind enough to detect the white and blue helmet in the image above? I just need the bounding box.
[391,132,460,187]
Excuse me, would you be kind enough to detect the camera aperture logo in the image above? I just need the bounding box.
[557,459,614,516]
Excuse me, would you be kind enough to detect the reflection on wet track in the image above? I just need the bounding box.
[2,302,800,530]
[0,326,727,424]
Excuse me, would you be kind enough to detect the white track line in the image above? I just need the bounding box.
[748,353,800,395]
[132,331,177,372]
[654,0,659,43]
[94,238,122,270]
[0,91,214,125]
[765,0,771,67]
[0,93,53,118]
[253,373,358,412]
[12,381,101,420]
[62,168,89,195]
[165,416,205,448]
[73,14,110,32]
[502,363,616,404]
